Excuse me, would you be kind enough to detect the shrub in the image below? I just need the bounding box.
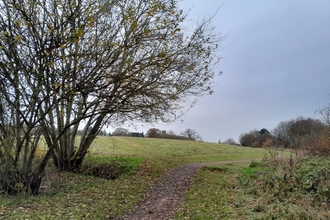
[239,156,330,219]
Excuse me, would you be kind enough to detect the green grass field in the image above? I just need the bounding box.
[91,136,269,162]
[0,136,276,219]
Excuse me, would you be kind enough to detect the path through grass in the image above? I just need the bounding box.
[174,162,256,219]
[0,136,273,219]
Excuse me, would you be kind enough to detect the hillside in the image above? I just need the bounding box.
[90,136,268,163]
[0,136,274,219]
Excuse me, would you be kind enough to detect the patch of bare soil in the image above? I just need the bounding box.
[114,159,259,220]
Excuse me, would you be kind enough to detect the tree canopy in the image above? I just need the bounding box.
[146,128,162,138]
[112,128,130,136]
[0,0,222,194]
[181,128,202,141]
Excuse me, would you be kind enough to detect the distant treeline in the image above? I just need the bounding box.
[104,127,202,141]
[76,128,144,137]
[221,113,330,156]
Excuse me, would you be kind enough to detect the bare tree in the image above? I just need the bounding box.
[167,130,177,136]
[181,128,202,141]
[317,101,330,127]
[273,117,324,149]
[0,87,47,195]
[0,0,222,193]
[112,128,130,136]
[272,121,291,148]
[0,0,78,194]
[222,138,239,145]
[314,101,330,154]
[42,0,220,170]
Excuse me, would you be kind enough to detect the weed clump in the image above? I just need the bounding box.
[239,156,330,219]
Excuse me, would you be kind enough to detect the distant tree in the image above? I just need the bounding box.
[272,117,324,149]
[181,128,202,141]
[160,130,187,140]
[316,100,330,126]
[239,129,271,147]
[262,138,273,148]
[167,130,176,136]
[112,128,130,136]
[272,121,291,148]
[97,129,107,136]
[239,130,259,147]
[260,128,270,135]
[314,101,330,155]
[146,128,162,138]
[222,138,239,145]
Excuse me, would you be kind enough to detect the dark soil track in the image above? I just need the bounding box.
[114,159,259,220]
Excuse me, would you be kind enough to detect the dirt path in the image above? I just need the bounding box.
[114,159,261,220]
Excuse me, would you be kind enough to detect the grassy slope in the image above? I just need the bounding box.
[0,136,271,219]
[92,136,269,162]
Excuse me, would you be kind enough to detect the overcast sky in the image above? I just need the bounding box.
[118,0,330,143]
